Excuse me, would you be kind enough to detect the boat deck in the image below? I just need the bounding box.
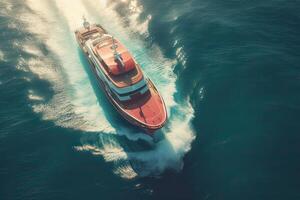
[76,24,144,88]
[93,35,143,88]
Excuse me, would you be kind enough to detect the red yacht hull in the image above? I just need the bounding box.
[75,26,167,134]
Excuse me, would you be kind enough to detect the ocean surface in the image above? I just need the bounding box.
[0,0,300,199]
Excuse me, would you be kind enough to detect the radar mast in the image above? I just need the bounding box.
[112,36,125,68]
[82,15,90,30]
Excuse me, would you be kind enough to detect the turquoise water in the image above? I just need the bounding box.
[0,0,300,199]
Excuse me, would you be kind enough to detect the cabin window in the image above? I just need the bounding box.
[116,84,148,97]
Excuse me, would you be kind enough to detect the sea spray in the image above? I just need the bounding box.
[25,0,114,132]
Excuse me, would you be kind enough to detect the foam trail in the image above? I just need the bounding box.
[24,0,196,179]
[75,0,196,178]
[25,0,114,132]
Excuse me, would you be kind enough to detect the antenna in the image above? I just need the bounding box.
[111,36,118,55]
[111,37,125,69]
[82,15,90,30]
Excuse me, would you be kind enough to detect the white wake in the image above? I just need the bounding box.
[24,0,196,179]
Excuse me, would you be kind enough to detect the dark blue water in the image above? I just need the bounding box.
[1,0,300,199]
